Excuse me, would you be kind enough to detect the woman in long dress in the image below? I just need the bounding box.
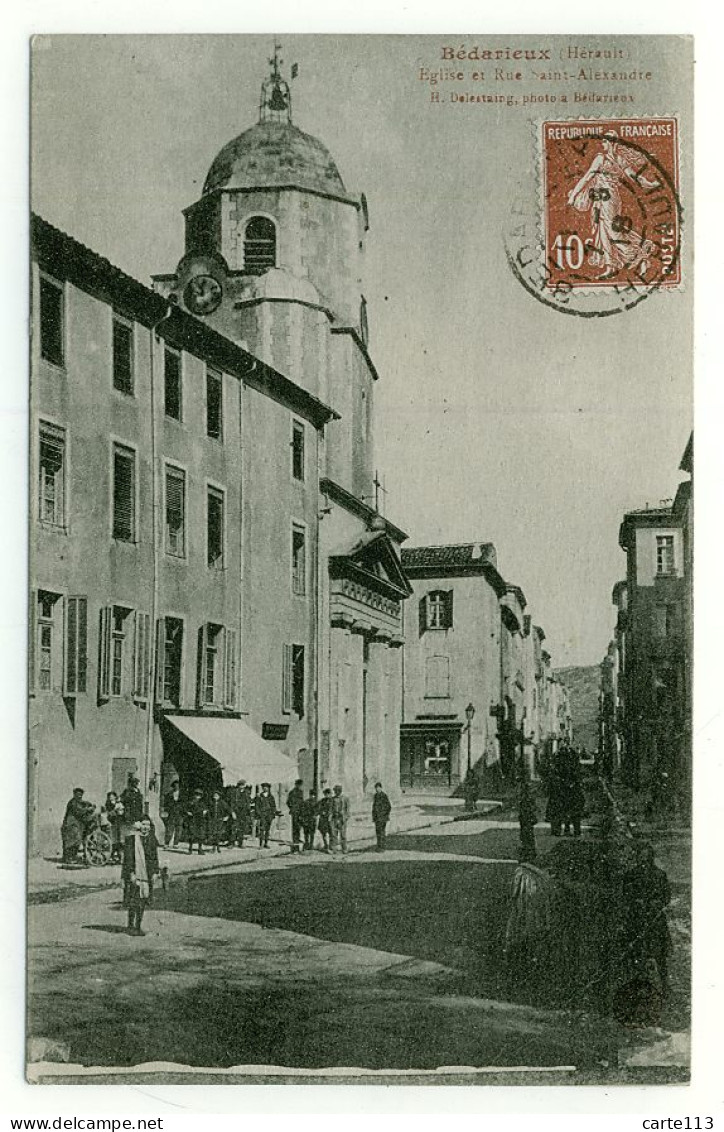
[567,134,659,279]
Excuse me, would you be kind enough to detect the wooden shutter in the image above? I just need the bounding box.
[113,448,135,541]
[444,590,454,629]
[133,611,150,700]
[418,596,427,637]
[98,604,112,699]
[155,618,165,703]
[282,643,292,713]
[28,590,36,696]
[224,627,237,709]
[64,596,87,696]
[197,624,209,706]
[165,468,185,555]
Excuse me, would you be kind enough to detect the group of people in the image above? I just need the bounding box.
[545,744,585,838]
[286,779,392,854]
[161,780,280,854]
[60,776,145,865]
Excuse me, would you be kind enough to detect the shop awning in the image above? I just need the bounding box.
[165,715,299,786]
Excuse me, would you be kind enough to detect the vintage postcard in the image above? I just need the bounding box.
[27,34,693,1085]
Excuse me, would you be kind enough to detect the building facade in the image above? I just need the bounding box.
[29,56,411,854]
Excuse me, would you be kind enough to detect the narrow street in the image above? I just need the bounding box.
[27,803,689,1082]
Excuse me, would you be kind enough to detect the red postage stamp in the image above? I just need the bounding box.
[541,118,681,290]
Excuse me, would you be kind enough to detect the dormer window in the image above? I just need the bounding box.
[244,216,276,275]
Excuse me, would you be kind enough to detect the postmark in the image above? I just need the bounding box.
[504,117,682,317]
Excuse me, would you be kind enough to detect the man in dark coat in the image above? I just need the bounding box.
[317,787,333,853]
[161,779,183,848]
[121,817,160,936]
[372,782,392,852]
[121,775,144,824]
[208,788,231,852]
[301,789,318,851]
[185,788,207,854]
[622,842,672,992]
[256,783,278,848]
[61,787,93,864]
[286,778,305,852]
[561,747,585,837]
[234,783,253,846]
[331,784,350,854]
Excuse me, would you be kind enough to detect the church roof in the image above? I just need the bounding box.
[203,121,347,198]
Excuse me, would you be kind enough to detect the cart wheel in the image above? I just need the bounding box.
[86,829,112,866]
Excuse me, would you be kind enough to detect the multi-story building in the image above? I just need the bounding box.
[29,54,411,854]
[617,503,686,794]
[399,543,566,793]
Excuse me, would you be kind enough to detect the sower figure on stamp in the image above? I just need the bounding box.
[286,778,305,853]
[256,783,279,849]
[372,782,392,852]
[121,817,160,937]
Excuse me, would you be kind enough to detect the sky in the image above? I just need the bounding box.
[30,34,693,668]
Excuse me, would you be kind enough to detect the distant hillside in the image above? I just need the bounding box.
[554,665,600,754]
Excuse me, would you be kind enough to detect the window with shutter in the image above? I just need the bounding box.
[292,525,306,595]
[292,421,305,481]
[133,611,151,700]
[112,315,134,394]
[98,605,113,699]
[224,627,238,709]
[243,216,276,275]
[39,275,64,367]
[444,590,454,629]
[161,617,183,706]
[207,488,224,568]
[292,644,305,718]
[39,423,66,527]
[282,643,293,713]
[164,347,182,420]
[112,445,136,542]
[425,655,450,699]
[206,368,223,440]
[165,466,186,557]
[64,596,87,696]
[36,590,61,693]
[29,590,36,696]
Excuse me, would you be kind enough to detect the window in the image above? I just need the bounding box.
[292,525,306,595]
[206,368,223,440]
[243,216,276,275]
[165,466,186,557]
[110,606,131,696]
[38,422,65,527]
[112,444,136,542]
[283,643,305,716]
[655,603,679,638]
[425,655,451,699]
[157,616,183,707]
[200,623,223,706]
[656,534,675,575]
[420,590,453,633]
[164,347,182,420]
[35,590,61,692]
[207,488,225,568]
[39,276,64,367]
[112,314,134,395]
[63,596,87,696]
[133,611,151,700]
[292,421,305,482]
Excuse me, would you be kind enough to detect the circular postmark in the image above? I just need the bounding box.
[503,121,683,318]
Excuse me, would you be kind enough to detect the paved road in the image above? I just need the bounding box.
[27,817,668,1079]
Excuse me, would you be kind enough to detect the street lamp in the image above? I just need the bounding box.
[465,702,476,775]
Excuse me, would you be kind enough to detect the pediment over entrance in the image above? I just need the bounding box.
[329,530,412,601]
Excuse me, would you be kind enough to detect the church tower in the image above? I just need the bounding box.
[154,45,375,503]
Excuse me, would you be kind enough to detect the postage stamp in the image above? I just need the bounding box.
[541,118,681,291]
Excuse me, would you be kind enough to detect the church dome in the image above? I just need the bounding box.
[203,121,347,197]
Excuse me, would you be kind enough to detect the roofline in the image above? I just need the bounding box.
[401,557,506,597]
[31,214,338,430]
[330,325,380,383]
[618,506,680,548]
[680,432,693,474]
[187,183,362,213]
[320,477,408,544]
